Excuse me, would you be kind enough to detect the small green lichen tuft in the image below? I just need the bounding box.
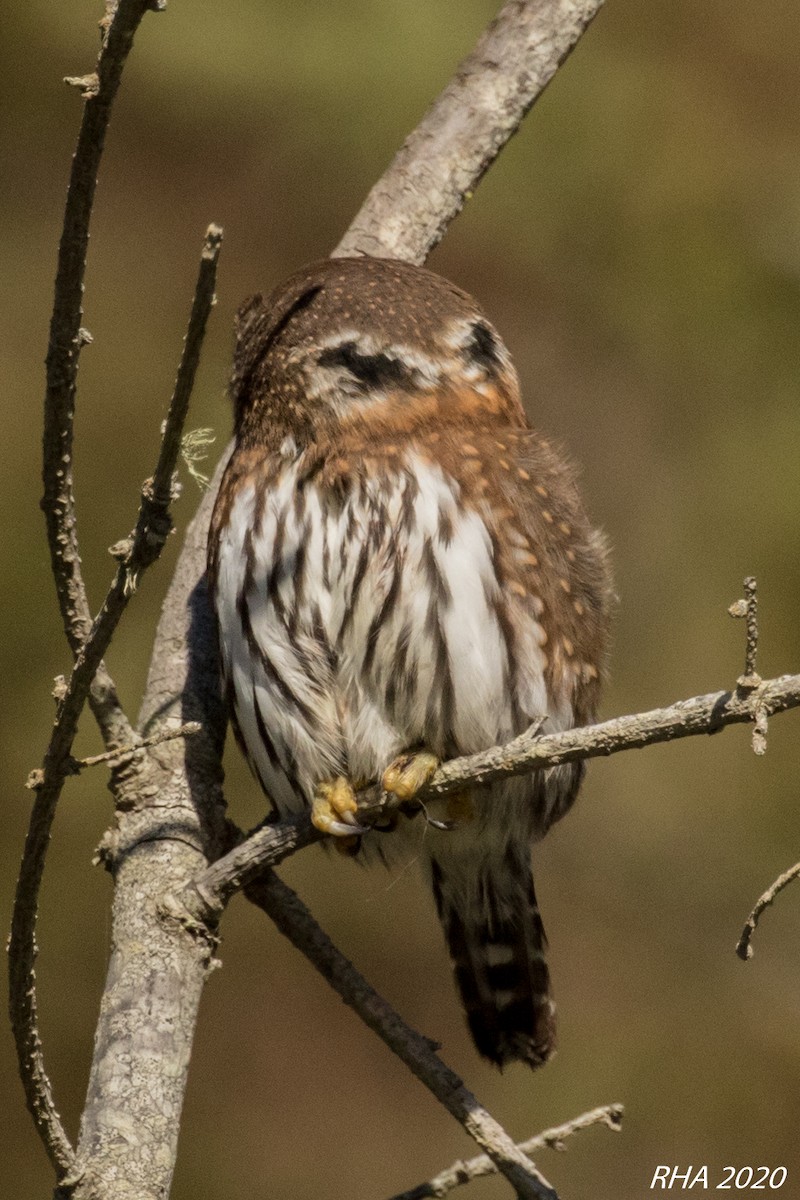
[180,428,216,489]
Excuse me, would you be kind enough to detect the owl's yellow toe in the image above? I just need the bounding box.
[312,777,368,837]
[382,750,440,801]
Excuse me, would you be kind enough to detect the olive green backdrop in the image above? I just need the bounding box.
[2,3,799,1198]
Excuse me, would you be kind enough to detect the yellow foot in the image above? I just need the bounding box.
[382,750,440,802]
[312,777,368,838]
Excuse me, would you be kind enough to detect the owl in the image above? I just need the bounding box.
[208,256,611,1068]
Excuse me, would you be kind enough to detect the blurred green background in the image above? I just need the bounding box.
[2,2,800,1198]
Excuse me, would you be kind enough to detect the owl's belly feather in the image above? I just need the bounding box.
[214,454,572,836]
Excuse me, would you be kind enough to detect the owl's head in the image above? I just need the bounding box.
[230,256,521,447]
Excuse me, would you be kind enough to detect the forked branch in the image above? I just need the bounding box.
[12,0,159,1175]
[10,217,221,1177]
[177,671,800,924]
[388,1103,624,1200]
[43,0,159,746]
[245,872,559,1200]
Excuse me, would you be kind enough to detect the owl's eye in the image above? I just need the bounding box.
[317,341,412,392]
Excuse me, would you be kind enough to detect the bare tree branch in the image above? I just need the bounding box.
[728,576,770,753]
[175,672,800,922]
[130,225,223,563]
[245,872,558,1200]
[65,470,230,1200]
[43,0,160,747]
[9,1,161,1176]
[728,576,760,687]
[333,0,607,263]
[387,1103,624,1200]
[45,218,222,786]
[10,214,221,1182]
[69,721,202,775]
[9,779,80,1180]
[64,4,612,1197]
[736,862,800,962]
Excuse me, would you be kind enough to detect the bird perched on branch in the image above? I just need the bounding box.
[208,256,611,1068]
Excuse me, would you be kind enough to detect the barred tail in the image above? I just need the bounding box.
[430,856,555,1069]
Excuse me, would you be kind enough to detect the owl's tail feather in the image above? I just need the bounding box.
[430,858,555,1069]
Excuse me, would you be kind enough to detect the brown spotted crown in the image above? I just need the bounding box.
[230,256,522,448]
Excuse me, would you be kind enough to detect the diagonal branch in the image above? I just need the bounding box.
[334,0,607,263]
[176,673,800,923]
[245,871,558,1200]
[137,227,224,523]
[11,220,221,1179]
[387,1103,624,1200]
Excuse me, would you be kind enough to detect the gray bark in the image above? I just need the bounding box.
[68,479,228,1200]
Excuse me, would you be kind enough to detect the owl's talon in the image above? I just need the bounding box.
[382,750,440,802]
[325,817,368,837]
[312,777,369,837]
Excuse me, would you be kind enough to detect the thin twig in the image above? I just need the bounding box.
[334,0,607,263]
[8,784,76,1176]
[43,0,161,746]
[729,578,768,752]
[741,576,760,685]
[245,872,558,1200]
[133,224,223,555]
[178,673,800,922]
[47,221,221,786]
[736,862,800,961]
[76,721,202,774]
[11,1,158,1175]
[11,217,221,1176]
[388,1103,624,1200]
[76,720,202,770]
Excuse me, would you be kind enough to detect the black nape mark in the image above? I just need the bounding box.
[317,341,411,392]
[465,321,501,372]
